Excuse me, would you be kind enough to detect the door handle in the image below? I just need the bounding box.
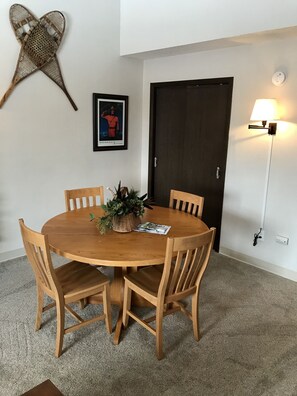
[154,157,158,168]
[216,166,221,179]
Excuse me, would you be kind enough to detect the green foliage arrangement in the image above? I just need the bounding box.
[96,181,153,234]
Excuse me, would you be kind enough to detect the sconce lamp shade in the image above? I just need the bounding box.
[250,99,280,121]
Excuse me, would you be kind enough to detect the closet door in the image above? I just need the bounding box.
[149,78,233,250]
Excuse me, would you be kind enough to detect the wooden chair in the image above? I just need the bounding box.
[122,227,215,359]
[169,189,204,219]
[64,186,105,309]
[19,219,112,358]
[64,186,104,211]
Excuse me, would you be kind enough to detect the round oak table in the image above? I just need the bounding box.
[42,206,208,343]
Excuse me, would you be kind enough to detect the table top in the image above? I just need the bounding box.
[42,206,209,267]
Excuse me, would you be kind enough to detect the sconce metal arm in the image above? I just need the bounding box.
[248,122,277,135]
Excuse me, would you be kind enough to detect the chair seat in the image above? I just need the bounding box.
[55,261,109,301]
[125,266,163,297]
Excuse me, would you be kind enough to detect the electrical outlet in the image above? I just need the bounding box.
[276,235,289,245]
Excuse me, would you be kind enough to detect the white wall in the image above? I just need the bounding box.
[0,0,143,260]
[140,37,297,279]
[121,0,297,55]
[120,0,297,279]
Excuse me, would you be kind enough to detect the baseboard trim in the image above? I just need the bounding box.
[220,246,297,282]
[0,247,25,263]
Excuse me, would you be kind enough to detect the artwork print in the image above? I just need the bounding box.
[93,93,128,151]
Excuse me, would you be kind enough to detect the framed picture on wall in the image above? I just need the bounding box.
[93,93,128,151]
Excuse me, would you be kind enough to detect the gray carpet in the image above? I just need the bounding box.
[1,252,297,396]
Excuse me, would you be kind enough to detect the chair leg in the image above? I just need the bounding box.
[35,286,43,331]
[192,294,199,341]
[156,305,164,360]
[102,284,112,334]
[55,300,65,358]
[122,282,132,328]
[79,298,87,309]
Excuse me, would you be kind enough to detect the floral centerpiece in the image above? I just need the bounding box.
[96,182,153,234]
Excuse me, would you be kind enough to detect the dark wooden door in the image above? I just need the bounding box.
[148,78,233,251]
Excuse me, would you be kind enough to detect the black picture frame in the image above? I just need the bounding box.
[93,93,128,151]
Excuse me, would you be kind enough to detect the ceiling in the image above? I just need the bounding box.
[124,26,297,60]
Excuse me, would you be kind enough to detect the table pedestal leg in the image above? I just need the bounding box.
[86,266,151,344]
[87,266,126,344]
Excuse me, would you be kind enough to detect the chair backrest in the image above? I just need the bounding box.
[169,189,204,219]
[64,186,104,211]
[159,228,216,302]
[19,219,61,298]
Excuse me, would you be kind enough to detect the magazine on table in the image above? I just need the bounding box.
[134,222,171,235]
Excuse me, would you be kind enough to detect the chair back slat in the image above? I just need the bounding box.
[160,228,216,301]
[64,186,104,211]
[167,253,183,296]
[34,245,52,289]
[19,219,61,297]
[180,248,198,291]
[181,200,187,212]
[187,203,198,217]
[184,246,204,290]
[169,189,204,219]
[175,250,193,293]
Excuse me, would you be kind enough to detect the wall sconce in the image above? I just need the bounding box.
[249,98,281,246]
[248,99,280,135]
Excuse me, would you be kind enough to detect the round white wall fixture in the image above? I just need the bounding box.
[272,71,286,86]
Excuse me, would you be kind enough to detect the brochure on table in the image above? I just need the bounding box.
[134,222,171,235]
